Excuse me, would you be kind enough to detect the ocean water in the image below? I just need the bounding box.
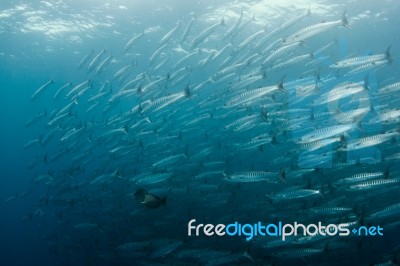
[1,0,400,265]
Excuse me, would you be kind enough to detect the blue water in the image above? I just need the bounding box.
[1,0,400,265]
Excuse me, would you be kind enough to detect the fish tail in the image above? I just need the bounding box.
[363,74,370,90]
[385,45,393,64]
[339,134,346,145]
[279,167,287,184]
[307,5,312,16]
[183,84,191,98]
[161,196,167,206]
[342,12,351,28]
[220,18,225,26]
[278,80,286,92]
[355,121,364,131]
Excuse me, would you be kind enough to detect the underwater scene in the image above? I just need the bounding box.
[1,0,400,265]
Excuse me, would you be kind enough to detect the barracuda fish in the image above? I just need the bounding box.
[268,187,321,200]
[172,50,198,70]
[234,29,265,53]
[197,51,215,68]
[194,170,224,180]
[313,81,367,106]
[117,241,150,252]
[211,43,233,62]
[379,81,400,95]
[309,207,353,216]
[73,223,103,233]
[135,173,173,185]
[65,80,91,99]
[347,179,400,191]
[266,7,311,39]
[152,154,187,168]
[189,18,225,50]
[41,126,61,146]
[53,82,72,100]
[148,44,168,66]
[346,59,388,75]
[138,77,167,94]
[60,127,84,143]
[330,46,392,68]
[367,203,400,220]
[344,131,399,151]
[97,128,128,141]
[223,114,259,130]
[333,107,371,124]
[273,53,313,70]
[87,49,106,73]
[273,247,325,258]
[31,79,54,101]
[113,61,134,80]
[298,124,358,144]
[23,138,42,150]
[298,153,332,168]
[140,89,189,113]
[262,41,303,65]
[25,111,47,127]
[239,135,273,150]
[227,81,284,107]
[180,15,195,44]
[96,54,113,74]
[334,171,386,186]
[90,169,122,185]
[55,99,78,117]
[223,171,280,183]
[4,193,18,203]
[150,239,182,257]
[47,112,72,127]
[300,136,343,152]
[223,10,243,40]
[230,73,265,91]
[214,62,248,79]
[77,49,94,69]
[153,56,170,72]
[159,20,181,46]
[87,90,110,103]
[380,109,400,123]
[108,88,136,104]
[124,32,144,53]
[283,13,350,45]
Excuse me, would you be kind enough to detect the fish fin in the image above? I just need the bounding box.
[161,196,167,206]
[355,121,363,131]
[307,5,312,16]
[243,250,254,261]
[385,45,393,64]
[342,12,351,28]
[279,167,287,184]
[278,79,286,92]
[183,83,191,98]
[323,242,330,255]
[363,74,371,91]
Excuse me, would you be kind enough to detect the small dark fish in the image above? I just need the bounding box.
[134,188,147,202]
[142,194,167,209]
[134,189,167,209]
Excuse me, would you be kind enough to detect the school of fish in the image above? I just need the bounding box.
[14,5,400,266]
